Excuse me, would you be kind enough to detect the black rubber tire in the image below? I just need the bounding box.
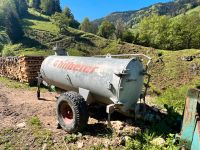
[56,91,89,133]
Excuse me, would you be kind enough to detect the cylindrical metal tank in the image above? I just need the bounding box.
[40,55,146,116]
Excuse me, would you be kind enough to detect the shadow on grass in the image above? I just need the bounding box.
[21,37,47,49]
[83,123,113,137]
[24,12,49,22]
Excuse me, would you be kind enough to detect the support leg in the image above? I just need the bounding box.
[37,73,43,100]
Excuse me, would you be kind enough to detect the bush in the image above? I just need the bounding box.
[125,131,179,150]
[2,44,22,57]
[2,47,16,56]
[0,44,3,52]
[122,30,135,43]
[28,116,42,127]
[155,86,188,112]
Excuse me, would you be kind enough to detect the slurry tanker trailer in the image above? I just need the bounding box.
[37,49,151,133]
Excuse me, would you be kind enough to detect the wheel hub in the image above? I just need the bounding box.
[60,102,73,124]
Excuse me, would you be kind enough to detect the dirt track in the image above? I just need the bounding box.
[0,84,58,131]
[0,83,141,149]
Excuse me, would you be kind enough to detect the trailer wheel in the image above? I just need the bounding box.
[56,91,88,133]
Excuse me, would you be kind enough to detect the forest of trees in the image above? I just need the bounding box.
[82,11,200,50]
[80,17,97,34]
[52,7,80,32]
[0,0,62,43]
[0,0,27,43]
[27,0,61,15]
[79,18,132,41]
[132,12,200,50]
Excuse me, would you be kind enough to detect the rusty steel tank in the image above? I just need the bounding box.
[38,52,151,132]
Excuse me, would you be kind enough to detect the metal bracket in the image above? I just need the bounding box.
[115,69,129,78]
[79,88,93,104]
[106,103,123,128]
[114,72,129,78]
[141,73,151,103]
[107,82,113,90]
[106,53,112,58]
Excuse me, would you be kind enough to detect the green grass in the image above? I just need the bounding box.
[64,134,79,143]
[0,77,48,93]
[2,44,54,56]
[28,116,42,128]
[174,6,200,19]
[22,8,59,33]
[152,49,199,87]
[28,8,49,20]
[0,76,32,89]
[125,131,178,150]
[154,86,188,112]
[102,41,119,54]
[68,48,83,56]
[17,48,54,56]
[186,6,200,14]
[23,19,59,33]
[150,49,200,111]
[27,116,53,147]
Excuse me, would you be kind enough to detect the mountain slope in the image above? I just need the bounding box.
[92,0,200,27]
[21,8,154,56]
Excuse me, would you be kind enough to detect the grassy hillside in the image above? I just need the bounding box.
[150,49,200,111]
[21,9,153,57]
[186,5,200,14]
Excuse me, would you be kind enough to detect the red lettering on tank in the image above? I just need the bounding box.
[57,61,64,68]
[63,63,70,70]
[79,66,86,72]
[53,60,60,67]
[83,67,91,73]
[88,67,97,73]
[74,64,81,71]
[67,63,74,70]
[53,60,98,74]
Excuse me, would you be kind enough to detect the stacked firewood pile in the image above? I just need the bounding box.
[18,56,44,83]
[0,56,44,84]
[0,57,19,80]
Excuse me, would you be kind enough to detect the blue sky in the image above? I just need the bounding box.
[61,0,172,22]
